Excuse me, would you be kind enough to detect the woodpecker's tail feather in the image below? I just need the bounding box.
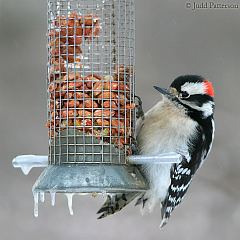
[159,218,169,228]
[159,201,170,228]
[160,163,193,227]
[97,193,139,219]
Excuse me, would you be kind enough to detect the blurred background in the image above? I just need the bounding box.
[0,0,240,239]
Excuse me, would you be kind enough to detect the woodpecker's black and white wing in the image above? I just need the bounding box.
[160,118,214,227]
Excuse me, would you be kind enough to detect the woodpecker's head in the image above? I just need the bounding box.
[154,75,215,119]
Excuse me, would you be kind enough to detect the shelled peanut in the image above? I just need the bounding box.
[47,10,135,150]
[48,11,100,73]
[47,69,135,148]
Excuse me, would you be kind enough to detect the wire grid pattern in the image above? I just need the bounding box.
[47,0,135,164]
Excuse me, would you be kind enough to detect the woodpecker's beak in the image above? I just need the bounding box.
[153,86,177,101]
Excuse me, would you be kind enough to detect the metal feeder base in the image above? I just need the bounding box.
[32,164,148,194]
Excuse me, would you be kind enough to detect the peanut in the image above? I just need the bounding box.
[49,103,55,111]
[65,92,74,99]
[111,119,125,135]
[118,83,130,91]
[97,91,113,99]
[84,99,98,108]
[96,119,110,127]
[63,72,81,81]
[55,16,67,27]
[68,100,80,108]
[94,109,115,118]
[45,121,50,128]
[61,109,75,118]
[103,101,118,109]
[68,11,79,27]
[69,35,82,44]
[68,119,74,126]
[83,119,92,126]
[59,28,67,37]
[67,45,82,54]
[111,119,124,128]
[114,64,125,73]
[83,27,91,36]
[104,82,118,91]
[81,15,97,26]
[68,81,83,89]
[93,22,101,36]
[111,129,118,135]
[126,103,136,110]
[48,83,57,93]
[78,110,92,118]
[93,81,104,96]
[84,75,101,89]
[76,92,90,99]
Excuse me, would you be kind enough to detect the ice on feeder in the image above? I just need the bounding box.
[128,153,182,165]
[12,155,48,175]
[77,193,89,196]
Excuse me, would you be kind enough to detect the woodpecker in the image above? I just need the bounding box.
[97,75,215,227]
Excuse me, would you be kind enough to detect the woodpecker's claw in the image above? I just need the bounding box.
[135,194,148,208]
[97,193,139,219]
[135,95,144,119]
[129,136,139,155]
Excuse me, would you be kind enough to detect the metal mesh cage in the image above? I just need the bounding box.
[47,0,136,165]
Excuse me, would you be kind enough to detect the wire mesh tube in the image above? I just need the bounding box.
[47,0,136,164]
[31,1,148,215]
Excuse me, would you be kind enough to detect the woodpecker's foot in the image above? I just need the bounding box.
[97,193,140,219]
[135,194,148,208]
[129,136,140,155]
[135,95,144,119]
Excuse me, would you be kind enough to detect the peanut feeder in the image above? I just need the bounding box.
[32,0,148,205]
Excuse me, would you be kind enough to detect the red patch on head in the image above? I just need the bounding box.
[204,80,214,97]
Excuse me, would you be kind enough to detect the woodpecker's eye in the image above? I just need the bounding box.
[180,91,190,99]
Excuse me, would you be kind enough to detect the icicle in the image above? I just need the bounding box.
[33,192,39,218]
[21,166,32,175]
[50,192,56,206]
[40,192,45,203]
[65,193,74,215]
